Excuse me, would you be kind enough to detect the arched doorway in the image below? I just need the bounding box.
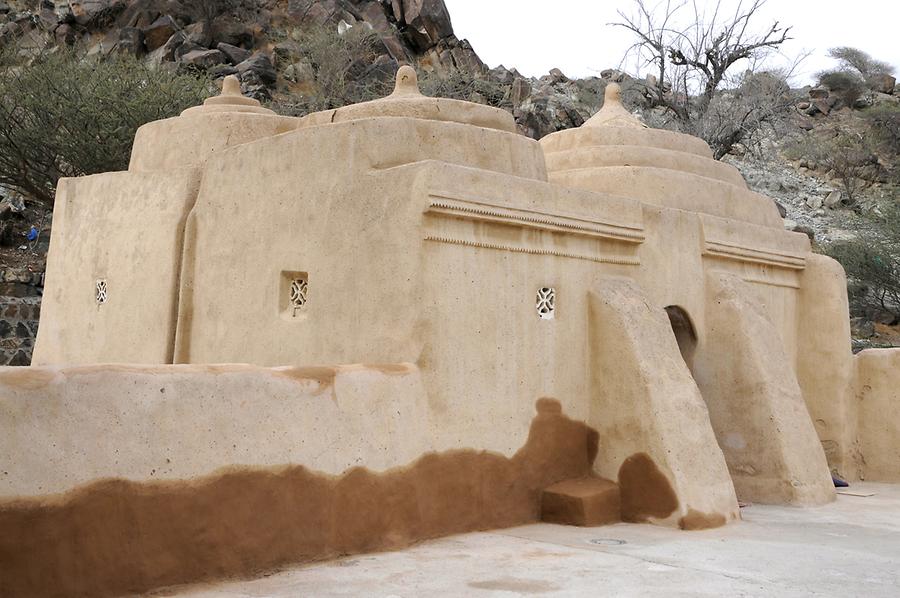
[665,306,697,370]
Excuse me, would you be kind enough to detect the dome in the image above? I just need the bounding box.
[298,66,517,133]
[540,83,782,228]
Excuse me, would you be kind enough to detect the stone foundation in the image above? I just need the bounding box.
[0,268,43,365]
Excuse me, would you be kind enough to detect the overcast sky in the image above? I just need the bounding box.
[444,0,899,85]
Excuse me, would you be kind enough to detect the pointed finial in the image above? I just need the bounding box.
[584,82,647,129]
[187,73,274,115]
[391,65,422,98]
[605,82,623,105]
[221,75,242,96]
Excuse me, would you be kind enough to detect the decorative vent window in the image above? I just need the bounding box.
[290,277,308,315]
[95,279,108,305]
[536,287,555,320]
[280,271,309,320]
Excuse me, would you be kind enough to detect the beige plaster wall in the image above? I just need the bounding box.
[692,272,834,505]
[32,170,201,365]
[854,349,900,482]
[588,278,739,524]
[175,117,550,368]
[0,363,605,597]
[0,363,431,498]
[796,254,858,478]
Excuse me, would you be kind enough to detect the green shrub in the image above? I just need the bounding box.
[826,46,894,78]
[865,104,900,155]
[418,70,512,110]
[0,48,212,207]
[827,202,900,321]
[817,70,867,107]
[270,24,393,115]
[790,126,881,204]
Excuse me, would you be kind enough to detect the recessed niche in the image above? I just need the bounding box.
[536,287,555,320]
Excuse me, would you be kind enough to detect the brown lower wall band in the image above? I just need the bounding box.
[0,398,603,598]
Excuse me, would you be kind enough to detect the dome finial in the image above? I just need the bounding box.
[221,75,242,97]
[605,82,623,105]
[584,82,647,129]
[391,65,422,98]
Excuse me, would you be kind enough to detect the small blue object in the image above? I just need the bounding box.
[26,226,38,241]
[832,475,849,488]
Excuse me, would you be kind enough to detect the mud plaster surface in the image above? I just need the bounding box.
[617,452,680,522]
[0,398,599,598]
[540,477,621,526]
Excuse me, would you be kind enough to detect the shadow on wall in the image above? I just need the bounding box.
[0,398,601,597]
[665,305,698,370]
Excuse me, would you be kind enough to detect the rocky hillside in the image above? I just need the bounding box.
[1,0,899,361]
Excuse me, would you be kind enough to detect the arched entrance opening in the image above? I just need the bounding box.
[665,306,697,371]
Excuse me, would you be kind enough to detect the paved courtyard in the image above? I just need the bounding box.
[165,483,900,597]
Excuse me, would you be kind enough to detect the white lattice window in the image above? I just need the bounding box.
[95,279,108,305]
[536,287,555,320]
[290,277,308,315]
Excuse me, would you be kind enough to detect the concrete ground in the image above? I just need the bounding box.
[167,483,900,597]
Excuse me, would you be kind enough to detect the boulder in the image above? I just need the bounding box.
[116,26,144,56]
[213,17,255,48]
[794,225,816,243]
[823,190,843,208]
[806,195,824,210]
[209,64,238,78]
[388,0,403,21]
[516,93,586,140]
[55,23,76,45]
[869,74,897,95]
[851,317,876,339]
[511,77,532,106]
[180,49,227,69]
[174,39,204,61]
[811,97,837,116]
[773,200,787,218]
[283,60,315,84]
[71,0,126,28]
[400,0,453,51]
[600,69,628,82]
[549,68,568,83]
[448,37,485,74]
[489,65,515,85]
[379,33,410,63]
[238,69,270,102]
[236,54,277,86]
[160,31,186,62]
[217,42,251,65]
[357,0,392,34]
[142,15,176,52]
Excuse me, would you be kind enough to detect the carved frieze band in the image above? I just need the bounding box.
[426,192,646,244]
[741,275,800,290]
[424,235,640,265]
[704,240,806,270]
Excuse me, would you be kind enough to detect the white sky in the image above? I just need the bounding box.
[444,0,899,85]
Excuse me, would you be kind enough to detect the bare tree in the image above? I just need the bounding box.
[613,0,795,158]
